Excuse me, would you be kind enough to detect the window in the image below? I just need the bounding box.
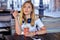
[31,0,40,14]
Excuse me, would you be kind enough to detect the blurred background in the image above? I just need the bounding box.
[0,0,60,40]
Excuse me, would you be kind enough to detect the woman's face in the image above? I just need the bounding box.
[23,3,32,15]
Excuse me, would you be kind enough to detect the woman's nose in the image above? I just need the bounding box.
[25,7,28,10]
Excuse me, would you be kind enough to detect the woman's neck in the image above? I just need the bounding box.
[25,14,30,19]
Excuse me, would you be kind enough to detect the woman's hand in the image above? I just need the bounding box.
[12,10,18,18]
[35,26,47,35]
[25,32,36,37]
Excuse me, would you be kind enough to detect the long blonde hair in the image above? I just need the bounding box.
[19,1,35,26]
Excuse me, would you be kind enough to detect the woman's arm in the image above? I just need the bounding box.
[15,18,21,35]
[25,26,46,37]
[26,26,46,37]
[12,11,21,35]
[35,16,47,35]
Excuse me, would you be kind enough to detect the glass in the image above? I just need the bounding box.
[24,27,29,36]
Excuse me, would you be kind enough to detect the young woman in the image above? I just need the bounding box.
[13,1,46,40]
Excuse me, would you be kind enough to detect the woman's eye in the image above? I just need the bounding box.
[28,6,30,8]
[23,6,31,8]
[24,6,26,8]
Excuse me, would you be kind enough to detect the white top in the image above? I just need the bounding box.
[18,17,44,32]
